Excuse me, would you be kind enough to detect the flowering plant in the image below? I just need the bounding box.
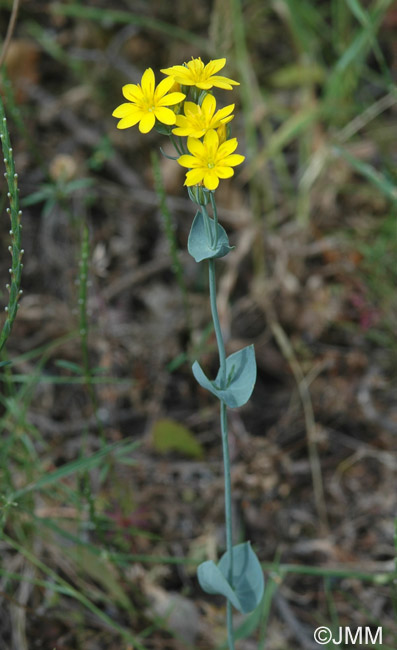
[113,57,264,649]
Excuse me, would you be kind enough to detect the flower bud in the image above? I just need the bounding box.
[187,184,211,206]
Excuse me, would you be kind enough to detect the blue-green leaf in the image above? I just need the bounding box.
[197,542,264,614]
[188,211,234,262]
[192,345,256,408]
[198,559,241,610]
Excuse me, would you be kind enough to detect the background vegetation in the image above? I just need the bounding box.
[0,0,396,648]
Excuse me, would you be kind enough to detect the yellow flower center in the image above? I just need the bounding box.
[188,58,205,81]
[187,112,206,129]
[207,161,215,169]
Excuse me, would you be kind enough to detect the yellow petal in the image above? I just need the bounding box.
[178,154,200,168]
[185,168,205,185]
[189,129,206,138]
[157,91,186,106]
[215,104,234,122]
[215,166,234,179]
[154,107,176,125]
[161,65,189,77]
[220,154,245,167]
[201,94,216,119]
[209,75,239,89]
[173,125,205,138]
[172,126,190,136]
[154,76,175,101]
[203,170,219,190]
[112,103,139,118]
[174,77,196,86]
[175,114,186,125]
[183,101,200,116]
[204,58,226,77]
[203,129,219,159]
[187,137,206,159]
[217,138,238,159]
[138,112,156,133]
[220,115,234,125]
[116,111,144,129]
[141,68,155,98]
[195,81,214,90]
[122,84,143,102]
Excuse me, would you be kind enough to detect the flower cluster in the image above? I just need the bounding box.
[113,57,244,191]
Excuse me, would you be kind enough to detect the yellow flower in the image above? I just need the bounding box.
[112,68,186,133]
[178,129,245,191]
[161,57,239,91]
[172,94,234,138]
[216,123,228,144]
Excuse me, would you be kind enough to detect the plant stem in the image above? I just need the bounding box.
[221,400,236,650]
[210,191,219,249]
[201,203,214,249]
[0,96,23,354]
[208,258,226,384]
[207,201,235,648]
[170,133,183,155]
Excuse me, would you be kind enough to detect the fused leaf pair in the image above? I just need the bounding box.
[193,345,256,409]
[197,542,264,614]
[188,210,233,262]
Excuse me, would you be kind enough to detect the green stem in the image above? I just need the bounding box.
[208,224,235,648]
[201,203,214,250]
[170,133,183,156]
[0,96,23,354]
[221,400,235,650]
[226,599,236,650]
[78,222,105,443]
[208,258,226,384]
[210,191,219,249]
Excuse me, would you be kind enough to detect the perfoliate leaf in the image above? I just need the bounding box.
[197,542,264,614]
[192,345,256,408]
[188,211,234,263]
[152,418,204,459]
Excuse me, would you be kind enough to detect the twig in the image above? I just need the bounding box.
[256,285,329,532]
[0,0,21,69]
[270,320,329,532]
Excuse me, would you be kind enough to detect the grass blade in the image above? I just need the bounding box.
[333,144,397,202]
[11,438,140,499]
[51,3,211,53]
